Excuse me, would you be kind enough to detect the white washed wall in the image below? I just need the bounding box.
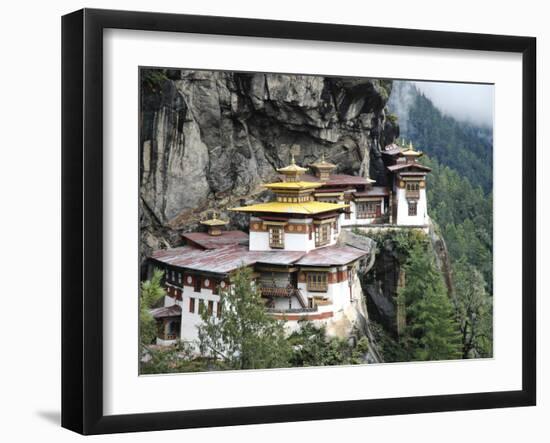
[395,188,428,226]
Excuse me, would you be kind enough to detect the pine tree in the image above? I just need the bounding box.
[452,259,493,358]
[398,243,462,361]
[139,268,166,346]
[197,267,292,370]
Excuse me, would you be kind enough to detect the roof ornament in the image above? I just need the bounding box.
[201,211,228,236]
[276,153,308,182]
[310,152,337,181]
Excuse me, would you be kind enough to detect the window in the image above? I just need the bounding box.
[315,223,331,246]
[177,272,182,284]
[189,297,195,313]
[198,299,205,314]
[216,302,222,318]
[356,201,377,219]
[194,276,201,293]
[307,273,328,292]
[408,201,418,216]
[405,181,420,198]
[269,226,284,248]
[208,300,214,316]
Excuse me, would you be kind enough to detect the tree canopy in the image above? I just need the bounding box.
[139,268,166,346]
[197,267,292,370]
[398,241,462,361]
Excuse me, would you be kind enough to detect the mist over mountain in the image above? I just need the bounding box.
[388,81,493,193]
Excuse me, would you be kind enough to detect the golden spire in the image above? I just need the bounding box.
[201,211,228,236]
[277,154,308,182]
[310,152,336,181]
[200,211,228,227]
[401,140,423,158]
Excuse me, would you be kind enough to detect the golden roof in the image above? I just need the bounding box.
[230,200,349,215]
[200,212,228,226]
[277,154,308,174]
[401,141,423,156]
[264,181,323,191]
[310,153,336,170]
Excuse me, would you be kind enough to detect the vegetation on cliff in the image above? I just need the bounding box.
[364,230,463,362]
[139,269,166,346]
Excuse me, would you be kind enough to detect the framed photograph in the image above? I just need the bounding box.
[61,8,536,435]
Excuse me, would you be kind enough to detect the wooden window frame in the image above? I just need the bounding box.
[268,226,284,249]
[189,297,195,313]
[315,223,331,246]
[408,201,418,216]
[356,201,377,219]
[307,272,328,292]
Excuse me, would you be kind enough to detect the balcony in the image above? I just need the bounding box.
[259,285,307,308]
[265,307,318,314]
[405,190,420,199]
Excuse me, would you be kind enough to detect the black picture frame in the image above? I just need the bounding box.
[61,8,536,435]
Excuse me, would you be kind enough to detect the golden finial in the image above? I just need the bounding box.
[408,141,413,150]
[321,152,326,162]
[290,153,296,165]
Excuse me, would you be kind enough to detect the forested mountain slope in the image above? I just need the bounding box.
[388,81,493,193]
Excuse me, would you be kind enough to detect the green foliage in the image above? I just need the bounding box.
[140,69,168,93]
[288,322,369,367]
[139,269,166,346]
[386,113,398,125]
[359,230,463,362]
[197,267,292,370]
[140,341,209,374]
[367,321,408,362]
[452,259,493,358]
[398,242,462,361]
[365,229,428,266]
[423,155,493,292]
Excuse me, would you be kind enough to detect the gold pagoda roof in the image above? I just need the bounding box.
[277,154,308,174]
[200,212,228,226]
[263,181,323,191]
[230,200,349,215]
[401,141,423,157]
[310,153,336,170]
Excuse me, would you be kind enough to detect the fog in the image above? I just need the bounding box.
[413,81,494,128]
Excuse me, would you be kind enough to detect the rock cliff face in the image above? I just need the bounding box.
[359,222,454,337]
[139,69,397,270]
